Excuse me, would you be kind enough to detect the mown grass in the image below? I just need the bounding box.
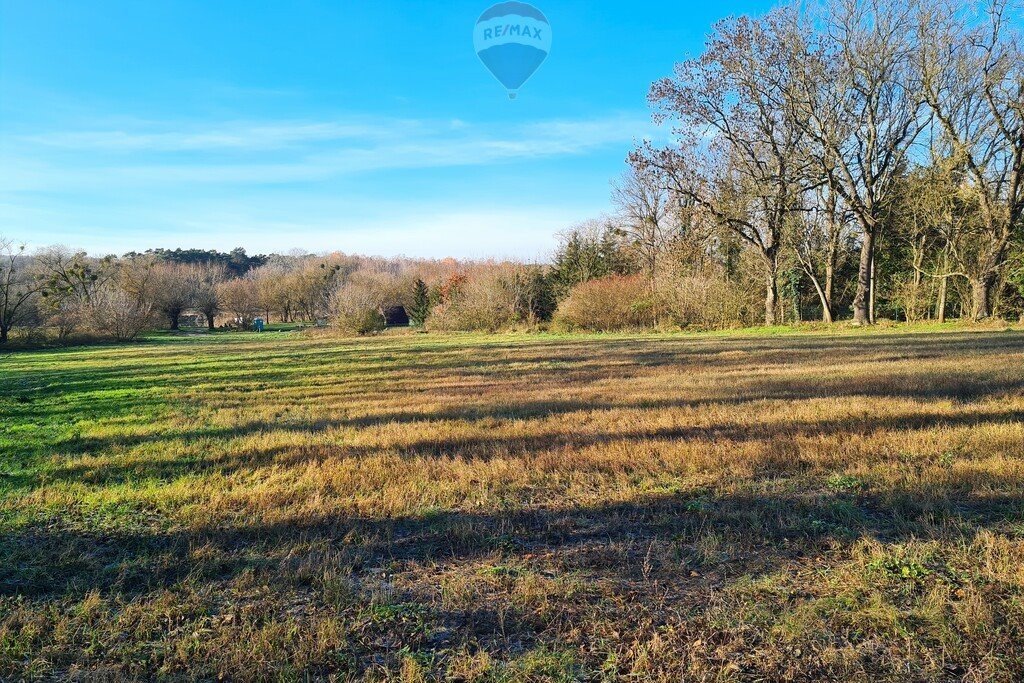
[2,326,1023,681]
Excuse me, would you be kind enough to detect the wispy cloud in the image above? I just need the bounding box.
[20,121,384,151]
[2,113,653,190]
[11,113,649,160]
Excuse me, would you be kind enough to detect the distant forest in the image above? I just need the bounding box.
[121,248,269,278]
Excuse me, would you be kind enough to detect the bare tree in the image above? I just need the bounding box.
[150,263,200,330]
[251,260,294,323]
[217,277,261,328]
[612,166,677,288]
[792,0,925,324]
[289,259,346,323]
[0,238,44,344]
[918,0,1024,318]
[193,264,227,330]
[637,7,815,325]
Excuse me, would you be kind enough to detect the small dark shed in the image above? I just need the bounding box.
[382,305,409,327]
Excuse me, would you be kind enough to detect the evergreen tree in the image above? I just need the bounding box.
[550,224,635,299]
[409,278,430,327]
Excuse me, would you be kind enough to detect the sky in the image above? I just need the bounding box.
[0,0,776,260]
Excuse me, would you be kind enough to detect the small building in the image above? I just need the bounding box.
[381,305,409,327]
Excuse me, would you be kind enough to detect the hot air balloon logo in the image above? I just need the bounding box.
[473,2,550,99]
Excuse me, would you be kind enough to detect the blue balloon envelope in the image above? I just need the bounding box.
[473,2,551,99]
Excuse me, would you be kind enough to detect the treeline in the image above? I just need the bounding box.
[3,209,1017,347]
[0,240,567,343]
[122,247,269,278]
[2,0,1022,345]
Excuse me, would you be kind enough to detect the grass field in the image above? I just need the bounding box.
[2,327,1024,681]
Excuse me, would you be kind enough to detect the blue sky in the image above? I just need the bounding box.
[0,0,774,259]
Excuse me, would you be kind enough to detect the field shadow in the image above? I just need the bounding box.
[3,476,1022,600]
[24,400,1024,490]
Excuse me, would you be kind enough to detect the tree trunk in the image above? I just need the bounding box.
[809,276,833,323]
[821,303,833,323]
[648,271,660,328]
[206,313,215,331]
[869,250,876,324]
[824,260,835,323]
[764,264,778,326]
[852,229,875,325]
[971,275,994,320]
[0,325,8,344]
[936,275,948,323]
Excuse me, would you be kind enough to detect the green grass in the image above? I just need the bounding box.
[2,325,1024,681]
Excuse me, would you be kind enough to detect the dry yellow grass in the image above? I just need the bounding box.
[2,327,1023,681]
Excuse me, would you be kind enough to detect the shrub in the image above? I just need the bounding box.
[43,297,84,341]
[658,273,758,329]
[89,283,152,342]
[330,271,397,335]
[552,274,655,331]
[336,306,386,335]
[426,263,548,332]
